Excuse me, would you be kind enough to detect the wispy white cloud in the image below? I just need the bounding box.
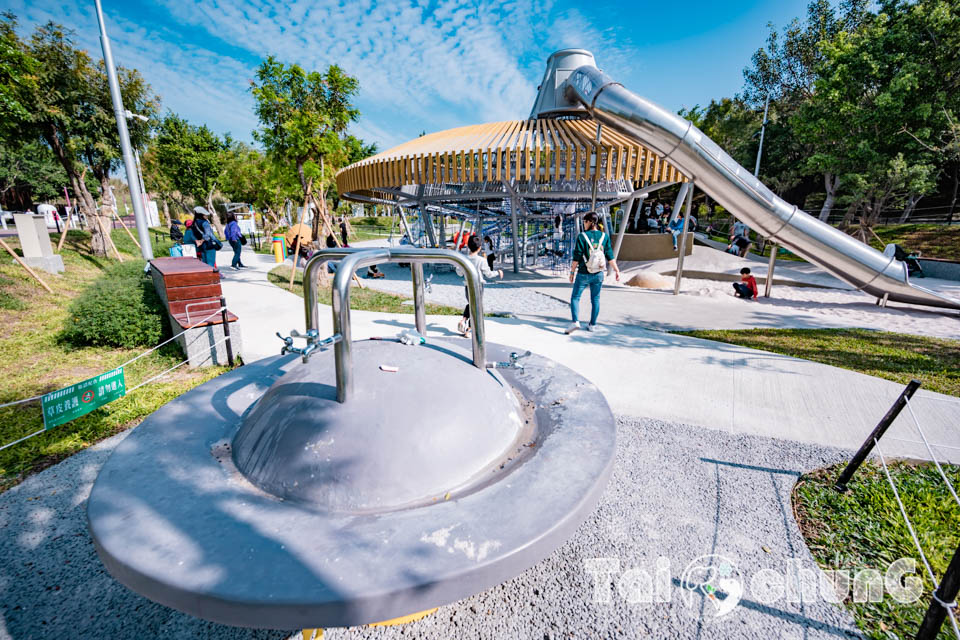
[7,0,638,150]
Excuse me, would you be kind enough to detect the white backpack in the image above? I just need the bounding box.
[583,232,607,274]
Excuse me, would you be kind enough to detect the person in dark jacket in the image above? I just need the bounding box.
[169,219,183,243]
[192,207,219,270]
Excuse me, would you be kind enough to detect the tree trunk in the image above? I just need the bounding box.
[161,199,170,225]
[91,177,115,257]
[204,190,224,236]
[841,202,858,227]
[948,164,958,224]
[818,173,840,222]
[897,194,922,224]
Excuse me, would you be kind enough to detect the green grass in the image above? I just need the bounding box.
[794,461,960,639]
[268,265,464,315]
[674,328,960,397]
[871,224,960,261]
[0,229,227,492]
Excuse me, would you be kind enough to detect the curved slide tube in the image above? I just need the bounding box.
[560,64,960,310]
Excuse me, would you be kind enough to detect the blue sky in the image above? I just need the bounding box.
[4,0,812,151]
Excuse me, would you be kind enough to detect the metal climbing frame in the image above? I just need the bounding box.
[297,247,486,402]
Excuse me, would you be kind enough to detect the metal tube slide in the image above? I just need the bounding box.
[563,65,960,310]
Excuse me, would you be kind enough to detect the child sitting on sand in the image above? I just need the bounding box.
[733,267,758,300]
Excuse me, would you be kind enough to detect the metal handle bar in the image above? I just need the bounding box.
[303,247,487,403]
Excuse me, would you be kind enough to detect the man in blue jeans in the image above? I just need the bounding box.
[566,211,620,334]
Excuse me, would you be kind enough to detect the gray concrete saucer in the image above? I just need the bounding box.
[87,339,615,629]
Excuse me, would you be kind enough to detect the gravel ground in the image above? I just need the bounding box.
[0,418,860,640]
[360,262,568,316]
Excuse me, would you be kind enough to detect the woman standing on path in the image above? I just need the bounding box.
[192,208,221,270]
[224,213,246,270]
[566,211,620,334]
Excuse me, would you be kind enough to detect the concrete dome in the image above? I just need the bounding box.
[232,340,529,513]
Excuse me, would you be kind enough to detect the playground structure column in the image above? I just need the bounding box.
[765,242,777,297]
[670,183,691,222]
[521,216,529,266]
[509,192,520,273]
[673,183,695,295]
[420,203,438,247]
[613,195,639,260]
[396,206,414,246]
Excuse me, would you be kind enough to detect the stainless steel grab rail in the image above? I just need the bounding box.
[302,247,487,403]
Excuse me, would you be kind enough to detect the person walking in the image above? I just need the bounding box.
[224,213,246,270]
[339,218,350,247]
[457,235,503,338]
[566,211,620,334]
[484,235,497,271]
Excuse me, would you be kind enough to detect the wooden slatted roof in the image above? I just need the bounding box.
[335,118,689,199]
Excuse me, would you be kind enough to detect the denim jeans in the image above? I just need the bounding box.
[671,229,681,249]
[229,239,242,267]
[570,271,604,325]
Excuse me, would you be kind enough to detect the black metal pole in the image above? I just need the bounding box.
[834,379,921,491]
[916,542,960,640]
[220,296,234,367]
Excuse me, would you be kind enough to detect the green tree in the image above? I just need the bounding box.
[0,13,36,138]
[251,56,359,239]
[0,139,68,209]
[153,113,229,233]
[794,0,952,227]
[219,141,300,233]
[743,0,871,217]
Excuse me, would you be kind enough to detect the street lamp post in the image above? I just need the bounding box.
[754,93,770,177]
[94,0,153,260]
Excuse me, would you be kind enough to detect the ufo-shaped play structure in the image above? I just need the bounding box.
[88,46,959,636]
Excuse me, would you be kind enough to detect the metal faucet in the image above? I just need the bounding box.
[277,329,342,364]
[487,350,531,371]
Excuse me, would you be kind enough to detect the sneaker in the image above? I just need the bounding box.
[564,322,580,334]
[585,323,595,332]
[231,265,240,270]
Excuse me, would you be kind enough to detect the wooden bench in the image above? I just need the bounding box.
[149,257,241,367]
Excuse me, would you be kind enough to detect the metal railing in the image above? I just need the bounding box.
[292,247,486,403]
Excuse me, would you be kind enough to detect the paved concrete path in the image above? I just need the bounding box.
[218,248,960,464]
[0,417,862,640]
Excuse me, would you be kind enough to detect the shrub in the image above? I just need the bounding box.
[61,260,170,349]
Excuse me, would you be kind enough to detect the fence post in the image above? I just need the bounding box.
[834,379,921,492]
[220,296,234,367]
[916,542,960,640]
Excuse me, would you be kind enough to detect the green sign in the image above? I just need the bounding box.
[41,367,126,430]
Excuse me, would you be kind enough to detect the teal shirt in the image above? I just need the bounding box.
[573,229,614,273]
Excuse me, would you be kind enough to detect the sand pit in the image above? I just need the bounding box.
[625,271,674,289]
[674,277,960,339]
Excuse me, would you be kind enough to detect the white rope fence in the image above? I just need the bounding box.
[874,436,960,639]
[837,382,960,639]
[0,305,232,452]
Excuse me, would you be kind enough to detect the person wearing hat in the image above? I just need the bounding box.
[193,207,221,269]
